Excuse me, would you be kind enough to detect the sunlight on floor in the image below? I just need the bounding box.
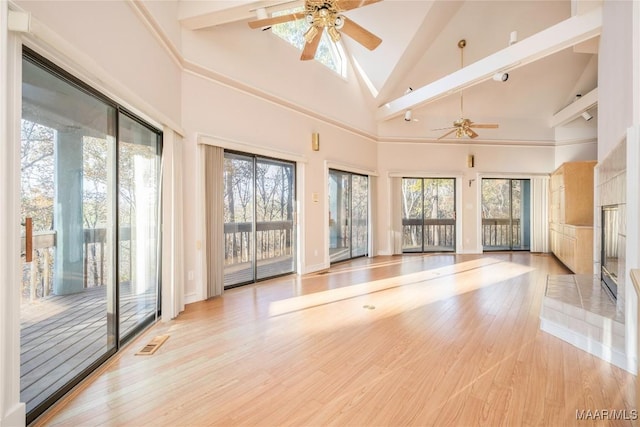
[303,255,442,277]
[269,257,535,317]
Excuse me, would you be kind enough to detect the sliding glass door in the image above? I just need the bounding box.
[223,152,296,288]
[328,170,369,263]
[481,178,530,251]
[118,115,162,338]
[20,51,162,423]
[401,178,456,252]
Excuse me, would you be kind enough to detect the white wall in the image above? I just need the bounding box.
[142,0,182,52]
[376,141,555,255]
[598,1,633,158]
[554,140,597,168]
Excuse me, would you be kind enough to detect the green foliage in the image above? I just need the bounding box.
[402,178,455,220]
[223,155,295,224]
[481,179,522,219]
[21,120,54,231]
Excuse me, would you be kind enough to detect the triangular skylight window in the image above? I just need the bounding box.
[271,7,346,77]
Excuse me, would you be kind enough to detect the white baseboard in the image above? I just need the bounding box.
[184,292,200,305]
[457,249,482,254]
[302,263,329,275]
[0,402,26,427]
[540,318,633,373]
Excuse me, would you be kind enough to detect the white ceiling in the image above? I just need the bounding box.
[177,0,601,144]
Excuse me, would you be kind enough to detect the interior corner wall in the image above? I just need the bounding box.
[554,141,597,169]
[376,142,555,255]
[180,72,378,302]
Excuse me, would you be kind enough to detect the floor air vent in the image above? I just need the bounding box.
[135,335,169,356]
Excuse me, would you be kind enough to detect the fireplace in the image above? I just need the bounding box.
[601,205,619,299]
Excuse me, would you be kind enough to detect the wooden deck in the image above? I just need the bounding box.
[33,253,636,426]
[20,283,156,415]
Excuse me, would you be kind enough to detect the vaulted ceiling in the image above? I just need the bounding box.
[176,0,601,145]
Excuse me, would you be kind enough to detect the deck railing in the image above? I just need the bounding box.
[21,227,131,301]
[402,218,456,249]
[22,221,295,301]
[329,218,368,253]
[401,218,523,250]
[223,220,294,265]
[482,218,521,248]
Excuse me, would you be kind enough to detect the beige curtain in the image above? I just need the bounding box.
[530,176,550,253]
[204,145,224,298]
[161,129,185,319]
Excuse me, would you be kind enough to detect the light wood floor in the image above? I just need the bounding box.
[34,253,637,426]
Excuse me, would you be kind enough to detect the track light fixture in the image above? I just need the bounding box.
[403,87,414,122]
[404,110,413,122]
[581,111,593,121]
[492,72,509,82]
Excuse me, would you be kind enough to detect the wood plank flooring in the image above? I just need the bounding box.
[33,253,637,426]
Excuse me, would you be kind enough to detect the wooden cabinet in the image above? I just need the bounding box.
[549,161,596,274]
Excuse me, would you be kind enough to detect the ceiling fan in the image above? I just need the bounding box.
[433,39,499,140]
[248,0,383,61]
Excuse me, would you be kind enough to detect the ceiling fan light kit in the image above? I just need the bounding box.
[248,0,382,61]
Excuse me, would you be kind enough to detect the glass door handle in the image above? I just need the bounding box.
[22,217,33,263]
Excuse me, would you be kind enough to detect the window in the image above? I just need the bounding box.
[223,151,296,288]
[401,178,456,253]
[329,170,368,262]
[481,179,531,251]
[271,7,347,77]
[20,49,162,423]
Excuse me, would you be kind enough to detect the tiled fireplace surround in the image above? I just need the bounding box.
[540,139,628,369]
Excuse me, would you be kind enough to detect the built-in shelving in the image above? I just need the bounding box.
[549,161,596,274]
